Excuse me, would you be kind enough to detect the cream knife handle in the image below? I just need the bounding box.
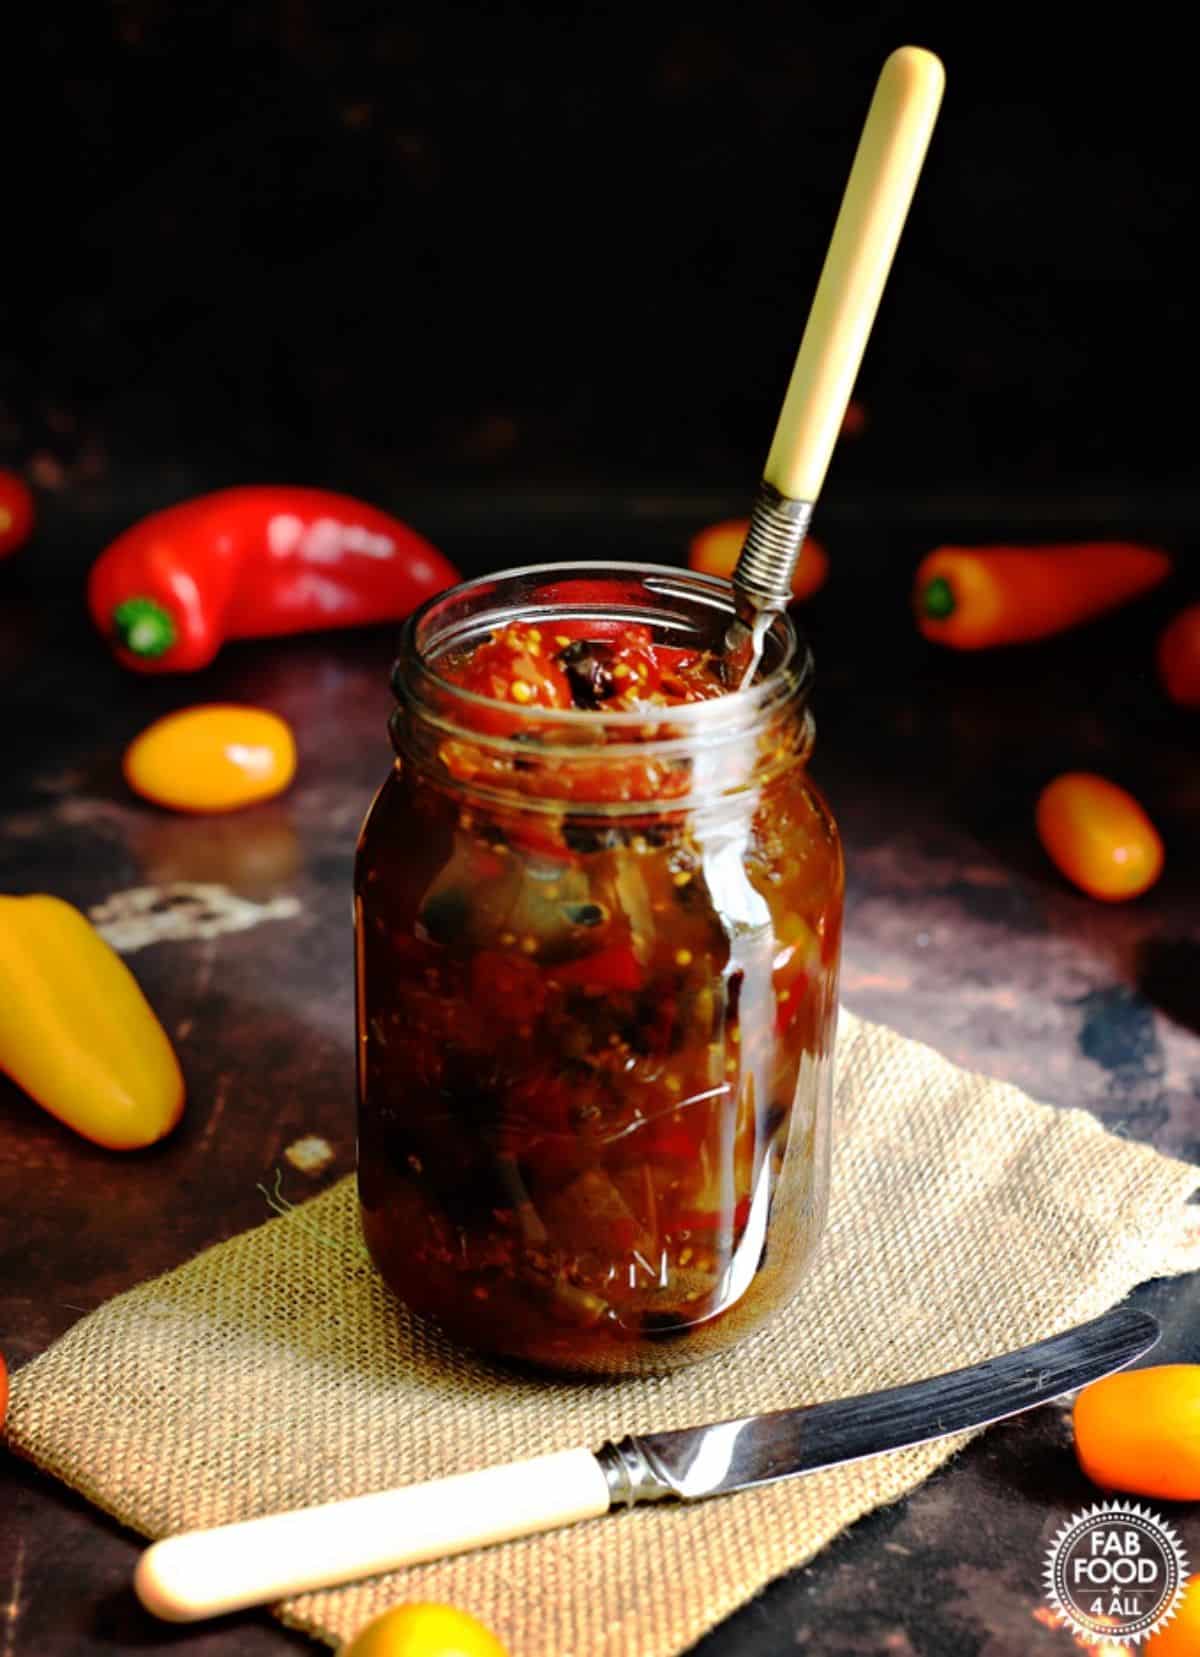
[134,1447,611,1622]
[764,45,944,501]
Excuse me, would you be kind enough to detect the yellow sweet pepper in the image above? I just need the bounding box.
[0,895,185,1149]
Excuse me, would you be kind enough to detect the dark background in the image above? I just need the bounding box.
[3,1,1198,519]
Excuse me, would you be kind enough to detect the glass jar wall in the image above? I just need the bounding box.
[355,564,842,1374]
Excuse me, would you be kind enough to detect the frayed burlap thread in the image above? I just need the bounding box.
[7,1009,1198,1655]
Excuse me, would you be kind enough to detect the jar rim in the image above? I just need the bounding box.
[395,560,812,743]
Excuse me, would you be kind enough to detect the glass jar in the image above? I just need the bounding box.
[355,563,843,1374]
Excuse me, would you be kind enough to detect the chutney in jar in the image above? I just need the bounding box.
[355,564,842,1374]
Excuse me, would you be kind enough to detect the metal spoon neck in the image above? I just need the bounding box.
[732,479,815,613]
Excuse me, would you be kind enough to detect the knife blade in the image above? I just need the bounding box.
[135,1306,1158,1622]
[597,1306,1159,1505]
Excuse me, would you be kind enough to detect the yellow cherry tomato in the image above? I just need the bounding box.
[343,1603,508,1657]
[1035,772,1163,901]
[123,704,297,813]
[1147,1576,1200,1654]
[1074,1365,1200,1502]
[688,518,828,601]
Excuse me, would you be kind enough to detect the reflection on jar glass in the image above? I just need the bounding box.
[354,564,843,1374]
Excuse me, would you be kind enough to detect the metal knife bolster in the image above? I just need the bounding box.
[595,1308,1159,1510]
[596,1436,678,1508]
[731,480,816,614]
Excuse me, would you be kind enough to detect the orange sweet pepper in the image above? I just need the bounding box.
[1146,1576,1200,1654]
[0,895,184,1149]
[913,543,1170,649]
[688,519,828,601]
[1073,1364,1200,1502]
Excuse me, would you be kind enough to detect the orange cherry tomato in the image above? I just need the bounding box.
[1157,604,1200,708]
[0,471,34,559]
[1147,1575,1200,1655]
[1035,773,1163,901]
[688,519,828,601]
[123,704,297,813]
[1073,1365,1200,1501]
[342,1603,508,1657]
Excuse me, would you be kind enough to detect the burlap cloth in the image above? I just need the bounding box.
[6,1008,1198,1654]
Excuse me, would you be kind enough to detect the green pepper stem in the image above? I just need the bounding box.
[112,597,177,658]
[921,575,956,620]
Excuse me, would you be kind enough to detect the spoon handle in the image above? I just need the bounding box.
[734,46,944,615]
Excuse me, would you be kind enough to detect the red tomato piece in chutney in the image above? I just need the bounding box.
[448,623,572,711]
[440,621,723,713]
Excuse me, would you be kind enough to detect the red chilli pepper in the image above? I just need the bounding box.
[0,471,35,560]
[88,485,459,673]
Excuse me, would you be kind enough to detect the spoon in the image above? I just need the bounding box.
[726,45,945,685]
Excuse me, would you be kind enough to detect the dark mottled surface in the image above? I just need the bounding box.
[1,495,1199,1655]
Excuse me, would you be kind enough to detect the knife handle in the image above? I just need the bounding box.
[134,1447,611,1622]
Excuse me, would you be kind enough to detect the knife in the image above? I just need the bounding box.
[134,1305,1158,1621]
